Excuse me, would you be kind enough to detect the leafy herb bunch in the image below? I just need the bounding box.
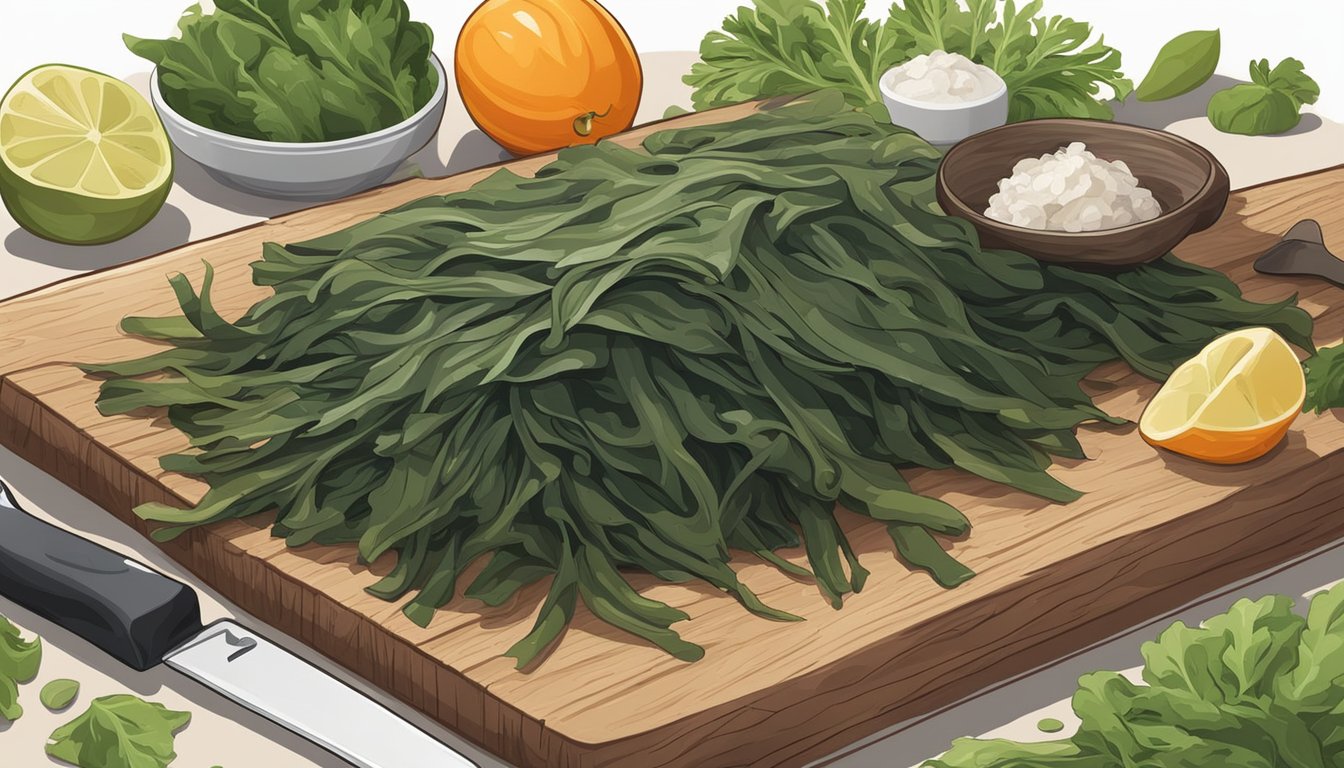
[686,0,1134,122]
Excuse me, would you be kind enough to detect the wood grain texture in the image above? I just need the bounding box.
[1,96,1342,767]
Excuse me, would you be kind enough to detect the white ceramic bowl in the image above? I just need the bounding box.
[150,54,447,200]
[878,67,1008,146]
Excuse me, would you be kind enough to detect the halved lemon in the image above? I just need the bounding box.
[0,64,172,245]
[1139,327,1305,464]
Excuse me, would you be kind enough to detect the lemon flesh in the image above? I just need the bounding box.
[0,64,172,245]
[1139,327,1305,463]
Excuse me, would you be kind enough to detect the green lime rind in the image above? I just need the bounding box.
[0,160,173,245]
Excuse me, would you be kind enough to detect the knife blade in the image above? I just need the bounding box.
[0,478,477,768]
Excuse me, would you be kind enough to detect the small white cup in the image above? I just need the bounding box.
[879,68,1009,146]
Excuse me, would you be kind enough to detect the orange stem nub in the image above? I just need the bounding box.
[573,105,614,137]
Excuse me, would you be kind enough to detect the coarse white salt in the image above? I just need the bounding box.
[881,50,1004,104]
[983,142,1162,232]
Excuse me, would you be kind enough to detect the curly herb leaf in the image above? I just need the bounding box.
[686,0,1132,122]
[87,92,1311,668]
[46,694,191,768]
[951,0,1133,121]
[1,613,42,722]
[685,0,902,122]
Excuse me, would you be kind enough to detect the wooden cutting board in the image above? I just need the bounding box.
[2,97,1343,768]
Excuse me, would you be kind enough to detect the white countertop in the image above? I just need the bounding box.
[1,2,1342,767]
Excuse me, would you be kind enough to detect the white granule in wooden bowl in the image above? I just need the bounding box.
[983,142,1162,232]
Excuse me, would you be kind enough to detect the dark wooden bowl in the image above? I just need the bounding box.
[935,119,1230,268]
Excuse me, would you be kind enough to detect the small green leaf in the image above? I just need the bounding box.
[1,613,42,722]
[40,679,80,711]
[662,105,692,119]
[1036,717,1065,733]
[46,694,191,768]
[1135,29,1220,101]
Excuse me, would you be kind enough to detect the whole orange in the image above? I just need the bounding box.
[454,0,643,156]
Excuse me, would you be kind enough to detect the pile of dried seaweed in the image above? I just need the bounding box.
[87,92,1312,666]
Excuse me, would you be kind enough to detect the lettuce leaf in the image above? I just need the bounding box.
[125,0,435,142]
[1,613,42,722]
[924,583,1344,767]
[685,0,1132,122]
[46,695,191,768]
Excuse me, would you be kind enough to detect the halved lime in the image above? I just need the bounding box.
[0,64,173,245]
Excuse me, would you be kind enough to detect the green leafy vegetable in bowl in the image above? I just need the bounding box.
[1208,58,1320,136]
[86,92,1311,668]
[685,0,1133,123]
[125,0,437,143]
[923,583,1344,767]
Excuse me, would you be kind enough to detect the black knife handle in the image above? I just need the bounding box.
[0,480,202,670]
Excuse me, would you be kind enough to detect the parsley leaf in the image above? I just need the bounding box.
[46,694,192,768]
[685,0,903,123]
[1303,343,1344,413]
[125,0,436,142]
[979,0,1133,121]
[1,613,42,722]
[686,0,1132,123]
